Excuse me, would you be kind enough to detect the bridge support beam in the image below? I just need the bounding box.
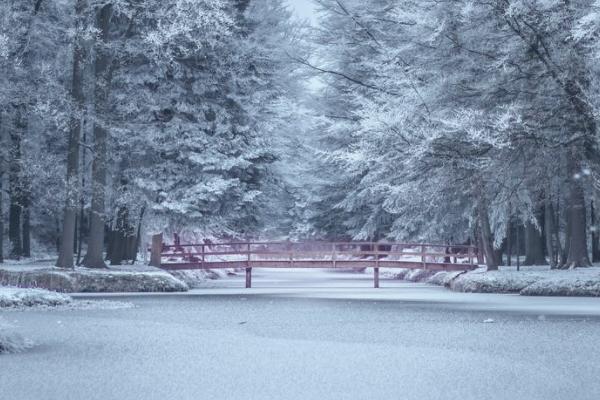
[374,267,379,288]
[245,267,252,288]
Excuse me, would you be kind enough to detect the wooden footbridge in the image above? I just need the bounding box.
[149,235,480,288]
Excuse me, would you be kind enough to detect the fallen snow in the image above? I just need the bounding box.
[168,268,233,288]
[0,264,188,293]
[0,317,32,354]
[426,266,600,297]
[0,287,72,308]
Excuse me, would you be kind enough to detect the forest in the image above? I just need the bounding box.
[1,0,600,271]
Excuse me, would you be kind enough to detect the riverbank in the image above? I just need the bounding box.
[0,263,188,293]
[385,266,600,296]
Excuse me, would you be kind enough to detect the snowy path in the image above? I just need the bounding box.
[2,269,600,400]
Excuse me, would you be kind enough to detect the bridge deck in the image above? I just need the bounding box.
[149,238,481,288]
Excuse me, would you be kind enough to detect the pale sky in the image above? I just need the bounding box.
[287,0,318,25]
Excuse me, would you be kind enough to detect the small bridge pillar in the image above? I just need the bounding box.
[149,233,163,267]
[374,267,379,288]
[245,267,252,288]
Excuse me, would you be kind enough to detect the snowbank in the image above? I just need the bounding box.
[0,330,32,354]
[447,269,546,294]
[168,268,232,288]
[520,270,600,297]
[0,264,188,293]
[425,266,600,297]
[0,287,72,308]
[381,268,436,282]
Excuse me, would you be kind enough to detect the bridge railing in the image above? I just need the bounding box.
[149,235,480,272]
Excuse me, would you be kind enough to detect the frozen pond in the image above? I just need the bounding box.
[2,269,600,400]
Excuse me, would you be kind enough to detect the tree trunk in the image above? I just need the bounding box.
[130,205,145,264]
[544,195,558,268]
[592,200,600,262]
[82,4,113,269]
[0,109,5,264]
[524,210,545,266]
[8,105,26,259]
[506,216,512,266]
[57,0,87,269]
[563,149,591,268]
[478,195,499,270]
[21,192,31,258]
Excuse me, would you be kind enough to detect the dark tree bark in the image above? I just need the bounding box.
[524,210,545,266]
[83,4,113,269]
[0,111,4,263]
[544,195,558,268]
[57,0,87,269]
[130,205,145,264]
[563,150,591,268]
[21,191,31,258]
[592,200,600,263]
[506,217,512,266]
[8,105,26,259]
[477,195,499,270]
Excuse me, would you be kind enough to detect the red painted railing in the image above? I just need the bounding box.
[148,234,480,288]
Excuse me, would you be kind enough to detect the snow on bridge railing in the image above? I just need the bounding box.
[147,234,481,288]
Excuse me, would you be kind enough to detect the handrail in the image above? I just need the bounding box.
[147,235,481,288]
[160,241,478,250]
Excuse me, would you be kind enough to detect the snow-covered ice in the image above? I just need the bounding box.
[2,269,600,400]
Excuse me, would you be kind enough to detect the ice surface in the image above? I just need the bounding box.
[2,269,600,400]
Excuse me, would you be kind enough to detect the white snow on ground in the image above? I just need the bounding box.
[0,317,32,354]
[0,286,134,311]
[426,266,600,296]
[168,268,233,288]
[0,263,188,293]
[0,287,72,307]
[381,265,600,297]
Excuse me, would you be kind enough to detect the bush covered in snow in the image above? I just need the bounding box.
[0,266,188,293]
[520,270,600,297]
[382,268,437,283]
[0,287,72,308]
[0,317,33,354]
[0,330,32,354]
[168,269,230,288]
[423,266,600,297]
[448,269,546,294]
[426,271,464,286]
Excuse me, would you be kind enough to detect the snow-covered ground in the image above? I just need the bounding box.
[0,263,188,292]
[0,287,72,308]
[3,269,600,400]
[381,265,600,296]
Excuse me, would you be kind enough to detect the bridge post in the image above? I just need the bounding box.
[245,243,252,288]
[332,243,337,269]
[245,267,252,288]
[149,233,163,267]
[374,243,380,288]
